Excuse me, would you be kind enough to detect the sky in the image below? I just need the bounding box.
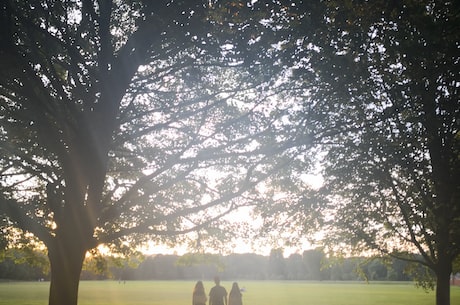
[140,173,324,257]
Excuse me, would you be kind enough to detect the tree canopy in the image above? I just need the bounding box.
[1,1,459,305]
[0,1,293,304]
[254,1,459,305]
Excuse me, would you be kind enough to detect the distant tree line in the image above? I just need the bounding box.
[0,248,48,281]
[0,248,433,282]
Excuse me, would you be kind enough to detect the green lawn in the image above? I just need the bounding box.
[0,281,459,305]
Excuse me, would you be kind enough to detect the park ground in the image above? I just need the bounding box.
[0,280,459,305]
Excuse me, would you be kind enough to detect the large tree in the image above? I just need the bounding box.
[254,1,460,305]
[0,1,289,304]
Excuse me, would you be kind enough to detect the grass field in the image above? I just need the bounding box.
[0,280,459,305]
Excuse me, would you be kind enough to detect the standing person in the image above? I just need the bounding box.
[228,282,242,305]
[209,276,227,305]
[193,281,207,305]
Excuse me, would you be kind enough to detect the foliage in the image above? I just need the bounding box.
[0,248,48,280]
[268,248,286,279]
[0,1,296,304]
[0,246,443,284]
[453,256,460,274]
[177,253,224,270]
[1,1,458,305]
[251,1,459,304]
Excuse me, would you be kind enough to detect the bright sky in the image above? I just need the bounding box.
[140,173,324,257]
[141,238,314,258]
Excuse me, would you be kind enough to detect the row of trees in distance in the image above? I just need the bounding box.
[0,248,426,282]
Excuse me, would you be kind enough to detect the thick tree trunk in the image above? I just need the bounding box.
[435,260,452,305]
[48,239,86,305]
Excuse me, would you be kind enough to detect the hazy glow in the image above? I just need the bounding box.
[301,173,324,189]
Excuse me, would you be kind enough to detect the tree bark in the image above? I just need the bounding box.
[47,237,87,305]
[435,259,452,305]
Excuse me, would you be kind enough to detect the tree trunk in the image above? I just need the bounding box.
[48,239,86,305]
[435,260,452,305]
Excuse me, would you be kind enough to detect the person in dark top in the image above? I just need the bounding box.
[209,276,227,305]
[228,282,242,305]
[193,281,207,305]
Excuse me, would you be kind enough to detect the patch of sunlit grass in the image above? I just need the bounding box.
[0,280,459,305]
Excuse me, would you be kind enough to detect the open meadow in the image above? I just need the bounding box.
[0,280,459,305]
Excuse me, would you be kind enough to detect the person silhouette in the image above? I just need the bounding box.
[228,282,242,305]
[209,276,227,305]
[193,281,207,305]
